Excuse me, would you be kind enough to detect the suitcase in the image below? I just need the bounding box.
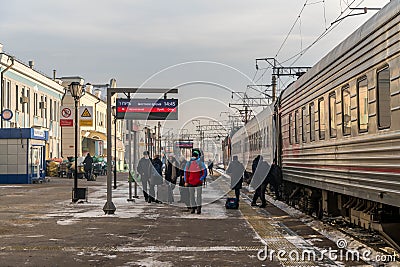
[225,197,239,209]
[157,184,169,203]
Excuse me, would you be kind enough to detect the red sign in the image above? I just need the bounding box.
[60,106,74,127]
[60,119,73,127]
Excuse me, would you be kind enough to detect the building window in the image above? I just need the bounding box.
[342,86,351,136]
[6,81,11,108]
[50,99,53,121]
[15,85,19,111]
[357,77,368,132]
[329,93,337,138]
[288,113,292,145]
[44,96,47,119]
[295,110,299,143]
[318,98,325,140]
[377,66,391,129]
[26,89,30,114]
[21,88,25,113]
[54,100,57,121]
[34,93,38,116]
[40,95,44,118]
[302,106,307,143]
[309,103,315,141]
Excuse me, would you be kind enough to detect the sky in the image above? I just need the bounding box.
[0,0,390,133]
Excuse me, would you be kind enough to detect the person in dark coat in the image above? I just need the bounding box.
[250,155,271,208]
[269,160,283,200]
[178,156,190,209]
[83,153,94,180]
[137,151,152,202]
[207,159,214,176]
[226,156,245,202]
[149,154,163,203]
[165,154,179,203]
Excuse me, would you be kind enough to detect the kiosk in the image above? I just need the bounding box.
[0,128,48,184]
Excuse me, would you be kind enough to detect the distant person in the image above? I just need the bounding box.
[207,159,214,176]
[250,155,271,208]
[83,153,93,180]
[165,154,179,203]
[184,150,207,214]
[269,160,283,200]
[149,154,163,203]
[137,151,152,202]
[178,156,190,210]
[226,156,245,203]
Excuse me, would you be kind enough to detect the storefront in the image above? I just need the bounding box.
[0,128,48,184]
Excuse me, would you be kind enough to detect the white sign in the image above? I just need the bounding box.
[60,106,74,127]
[33,129,45,138]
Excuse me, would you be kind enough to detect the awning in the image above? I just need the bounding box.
[83,130,107,141]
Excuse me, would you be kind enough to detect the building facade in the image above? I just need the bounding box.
[0,44,64,159]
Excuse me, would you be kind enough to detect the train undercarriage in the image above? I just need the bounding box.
[281,181,400,252]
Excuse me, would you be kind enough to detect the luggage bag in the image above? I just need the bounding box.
[225,197,239,209]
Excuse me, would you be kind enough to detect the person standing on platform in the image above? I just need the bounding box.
[250,155,271,208]
[269,159,283,200]
[184,150,207,214]
[149,154,163,203]
[137,151,152,202]
[178,156,190,210]
[165,154,179,203]
[226,156,245,203]
[207,159,214,176]
[83,153,94,180]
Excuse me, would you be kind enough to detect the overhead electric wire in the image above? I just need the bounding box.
[275,0,309,58]
[279,0,361,66]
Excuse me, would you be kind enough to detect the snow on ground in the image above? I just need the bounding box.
[41,176,230,224]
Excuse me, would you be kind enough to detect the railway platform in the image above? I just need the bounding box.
[0,172,398,267]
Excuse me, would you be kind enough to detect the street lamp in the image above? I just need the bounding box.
[70,82,84,203]
[112,106,117,189]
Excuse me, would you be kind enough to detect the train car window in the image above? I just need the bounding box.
[295,110,299,143]
[377,66,391,129]
[342,86,351,136]
[357,77,368,132]
[302,107,307,143]
[289,113,292,145]
[329,93,337,138]
[309,103,315,141]
[318,98,325,140]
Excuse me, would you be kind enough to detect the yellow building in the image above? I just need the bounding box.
[60,77,125,171]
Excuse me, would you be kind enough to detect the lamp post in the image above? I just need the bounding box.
[69,82,84,203]
[112,106,117,189]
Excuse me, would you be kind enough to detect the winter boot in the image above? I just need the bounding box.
[197,206,201,214]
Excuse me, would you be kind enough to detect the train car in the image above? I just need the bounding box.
[277,0,400,247]
[230,105,276,173]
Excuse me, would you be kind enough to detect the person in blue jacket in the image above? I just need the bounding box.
[184,150,207,214]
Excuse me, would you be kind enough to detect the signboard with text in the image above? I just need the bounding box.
[79,106,93,126]
[60,106,73,127]
[116,99,178,120]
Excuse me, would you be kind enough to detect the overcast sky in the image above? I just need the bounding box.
[0,0,390,132]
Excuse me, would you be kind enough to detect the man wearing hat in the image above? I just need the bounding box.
[184,150,208,214]
[137,151,152,202]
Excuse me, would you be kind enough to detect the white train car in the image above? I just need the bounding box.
[230,105,275,173]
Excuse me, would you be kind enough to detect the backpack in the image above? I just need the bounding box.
[186,160,203,186]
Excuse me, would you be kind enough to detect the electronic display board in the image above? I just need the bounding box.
[116,99,178,120]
